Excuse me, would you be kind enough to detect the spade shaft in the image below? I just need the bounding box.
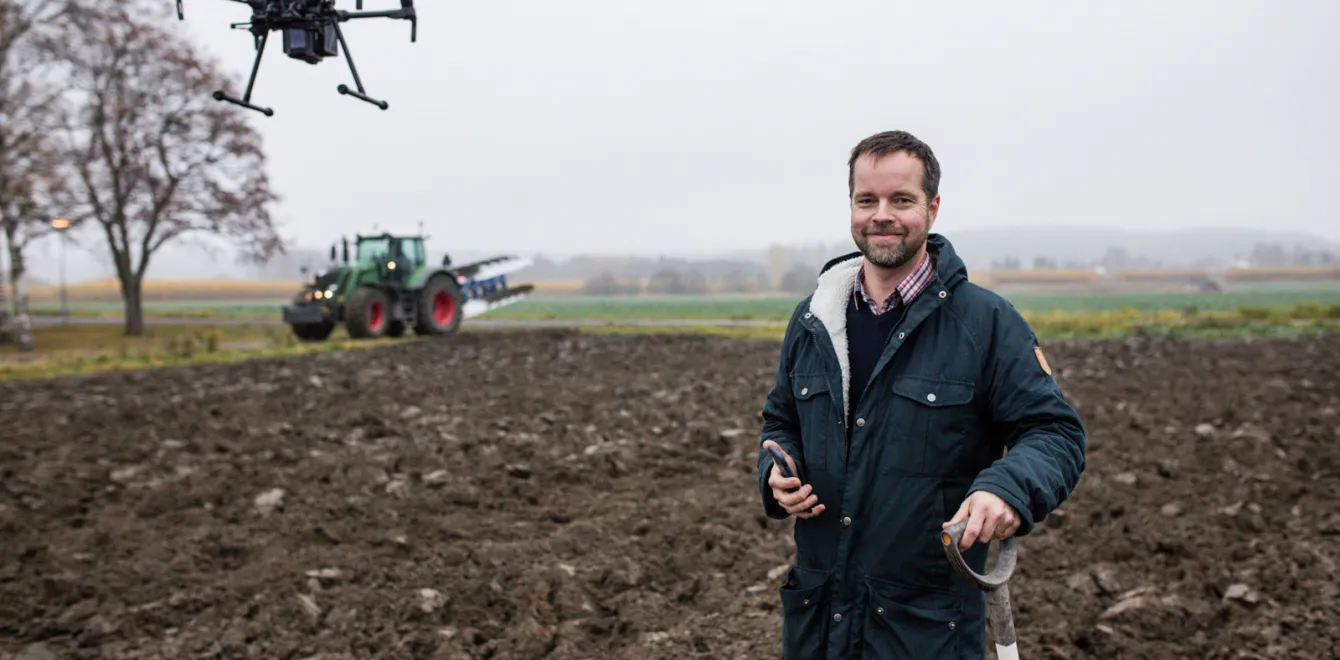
[940,519,1020,659]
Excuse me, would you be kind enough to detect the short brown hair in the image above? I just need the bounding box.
[847,130,941,201]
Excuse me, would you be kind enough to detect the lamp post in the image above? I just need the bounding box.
[51,217,69,325]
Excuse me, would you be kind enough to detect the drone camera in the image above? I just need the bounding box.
[283,24,338,64]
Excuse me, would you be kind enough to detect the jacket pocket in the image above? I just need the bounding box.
[862,576,963,660]
[779,565,832,660]
[791,374,834,472]
[887,376,976,475]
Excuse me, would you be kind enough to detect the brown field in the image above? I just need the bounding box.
[1113,268,1217,283]
[1225,265,1340,282]
[21,279,607,302]
[977,269,1102,286]
[24,279,304,303]
[1,330,1337,658]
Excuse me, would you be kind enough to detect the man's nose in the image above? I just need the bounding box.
[874,200,897,221]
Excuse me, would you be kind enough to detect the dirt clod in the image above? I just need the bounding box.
[1,331,1338,658]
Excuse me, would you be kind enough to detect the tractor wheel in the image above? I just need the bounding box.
[346,286,391,339]
[414,275,464,336]
[290,321,334,342]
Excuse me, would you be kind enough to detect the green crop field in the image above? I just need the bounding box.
[12,282,1340,381]
[480,282,1340,321]
[29,299,290,319]
[995,282,1340,313]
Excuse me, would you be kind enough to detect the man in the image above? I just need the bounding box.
[757,130,1086,659]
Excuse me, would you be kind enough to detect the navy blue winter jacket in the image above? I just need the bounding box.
[757,233,1087,659]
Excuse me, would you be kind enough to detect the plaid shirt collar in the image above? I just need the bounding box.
[853,252,935,315]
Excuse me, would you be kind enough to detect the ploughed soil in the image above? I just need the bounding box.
[1,330,1337,659]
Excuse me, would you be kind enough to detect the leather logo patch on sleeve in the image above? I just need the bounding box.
[1034,346,1052,376]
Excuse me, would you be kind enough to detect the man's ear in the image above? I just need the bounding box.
[927,194,941,228]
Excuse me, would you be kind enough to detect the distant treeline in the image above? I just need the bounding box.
[571,264,1340,296]
[580,266,818,295]
[244,239,1340,297]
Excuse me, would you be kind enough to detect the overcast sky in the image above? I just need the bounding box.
[23,0,1340,280]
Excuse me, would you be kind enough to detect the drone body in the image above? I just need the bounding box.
[176,0,418,116]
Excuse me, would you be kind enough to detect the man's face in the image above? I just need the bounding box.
[850,151,939,270]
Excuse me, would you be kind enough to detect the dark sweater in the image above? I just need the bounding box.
[846,293,905,426]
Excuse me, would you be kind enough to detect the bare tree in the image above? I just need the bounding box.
[56,1,284,335]
[0,0,77,347]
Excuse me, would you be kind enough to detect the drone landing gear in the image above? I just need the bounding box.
[214,31,275,116]
[186,0,417,116]
[333,22,388,111]
[211,22,389,116]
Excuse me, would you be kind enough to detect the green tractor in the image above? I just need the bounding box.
[281,232,533,341]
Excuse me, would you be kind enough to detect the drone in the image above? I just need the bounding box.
[175,0,417,116]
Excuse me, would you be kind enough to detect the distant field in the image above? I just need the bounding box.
[28,299,290,319]
[463,281,1340,320]
[25,281,1340,321]
[990,281,1340,312]
[21,278,583,302]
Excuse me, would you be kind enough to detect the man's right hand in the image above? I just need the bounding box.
[764,440,825,519]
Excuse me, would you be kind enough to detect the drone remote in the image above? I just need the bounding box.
[765,444,797,480]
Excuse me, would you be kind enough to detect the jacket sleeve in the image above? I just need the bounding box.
[757,301,809,519]
[968,302,1087,536]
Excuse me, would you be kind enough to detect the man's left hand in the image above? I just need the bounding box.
[941,491,1021,551]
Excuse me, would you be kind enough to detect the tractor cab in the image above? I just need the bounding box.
[354,233,427,281]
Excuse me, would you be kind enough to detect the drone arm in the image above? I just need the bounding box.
[174,0,253,20]
[337,2,417,43]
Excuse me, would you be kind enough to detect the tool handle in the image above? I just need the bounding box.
[938,518,1018,590]
[988,582,1018,648]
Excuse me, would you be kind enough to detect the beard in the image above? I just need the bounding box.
[855,224,926,269]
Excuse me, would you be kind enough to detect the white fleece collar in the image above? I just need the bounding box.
[807,255,863,421]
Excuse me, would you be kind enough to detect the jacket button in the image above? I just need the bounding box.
[898,332,905,340]
[801,388,808,396]
[948,621,956,630]
[938,290,947,298]
[841,516,851,527]
[856,418,865,427]
[927,393,936,402]
[833,613,842,623]
[876,607,884,616]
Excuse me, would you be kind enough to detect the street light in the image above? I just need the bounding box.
[51,217,69,324]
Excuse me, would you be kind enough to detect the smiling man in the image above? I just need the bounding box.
[757,130,1087,659]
